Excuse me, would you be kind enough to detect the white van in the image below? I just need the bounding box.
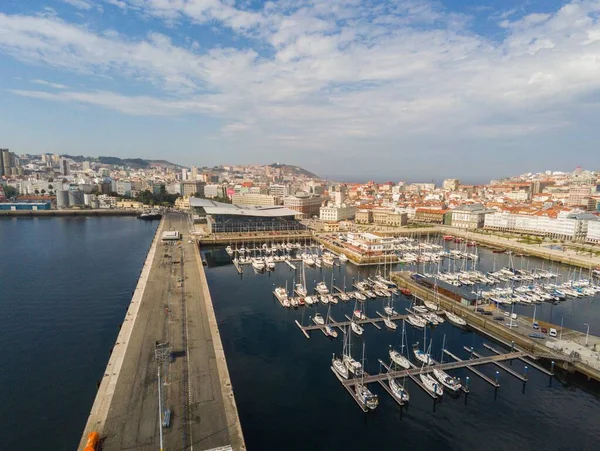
[549,328,557,337]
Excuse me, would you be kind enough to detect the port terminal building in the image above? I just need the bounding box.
[190,197,305,233]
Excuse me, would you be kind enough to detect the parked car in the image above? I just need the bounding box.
[541,327,548,333]
[549,328,558,337]
[533,322,540,329]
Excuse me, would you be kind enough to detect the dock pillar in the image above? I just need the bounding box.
[522,366,528,394]
[549,361,555,387]
[509,341,515,366]
[465,376,470,406]
[494,371,500,400]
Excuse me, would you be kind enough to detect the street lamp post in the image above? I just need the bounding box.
[584,323,590,347]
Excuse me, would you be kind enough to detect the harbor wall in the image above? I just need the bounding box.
[194,243,246,450]
[78,218,164,449]
[0,209,139,217]
[392,271,600,382]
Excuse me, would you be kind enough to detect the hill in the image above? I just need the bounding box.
[60,155,182,169]
[268,163,319,178]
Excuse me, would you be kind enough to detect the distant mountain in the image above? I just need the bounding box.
[60,155,182,169]
[268,163,319,178]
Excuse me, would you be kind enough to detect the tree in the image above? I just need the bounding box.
[34,189,40,195]
[48,184,53,190]
[41,189,46,195]
[3,185,17,198]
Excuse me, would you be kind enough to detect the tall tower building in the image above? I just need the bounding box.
[191,166,198,181]
[59,158,70,176]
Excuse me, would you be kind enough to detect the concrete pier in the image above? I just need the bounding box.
[79,212,244,450]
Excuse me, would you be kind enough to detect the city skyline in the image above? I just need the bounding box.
[1,0,600,179]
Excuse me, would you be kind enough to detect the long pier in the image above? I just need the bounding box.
[296,314,408,338]
[79,212,245,450]
[342,351,529,386]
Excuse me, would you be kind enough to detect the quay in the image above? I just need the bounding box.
[196,231,313,245]
[0,208,139,217]
[79,212,245,450]
[392,271,600,382]
[439,226,600,270]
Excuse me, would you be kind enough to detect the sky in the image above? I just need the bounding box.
[1,0,600,182]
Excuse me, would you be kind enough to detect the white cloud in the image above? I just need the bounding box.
[31,79,69,89]
[61,0,94,11]
[2,0,600,149]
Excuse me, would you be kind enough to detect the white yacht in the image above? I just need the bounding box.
[251,258,265,272]
[339,292,350,302]
[295,284,308,297]
[384,317,397,330]
[353,309,367,320]
[413,348,433,366]
[343,355,363,376]
[420,373,444,396]
[338,253,348,263]
[312,313,325,325]
[265,256,276,271]
[273,287,288,306]
[322,254,335,266]
[225,246,233,256]
[354,292,367,302]
[351,321,364,336]
[355,383,379,410]
[445,311,467,327]
[332,354,348,379]
[389,349,411,369]
[389,378,410,403]
[384,306,399,316]
[433,368,462,393]
[304,295,316,306]
[406,315,426,329]
[315,282,329,295]
[423,301,439,311]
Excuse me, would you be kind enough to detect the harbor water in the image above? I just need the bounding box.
[0,217,158,451]
[204,245,600,451]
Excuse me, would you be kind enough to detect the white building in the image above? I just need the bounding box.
[347,232,396,252]
[451,204,488,229]
[116,180,132,196]
[204,184,224,198]
[484,211,590,241]
[319,204,356,222]
[232,193,281,206]
[98,194,117,209]
[505,190,531,202]
[586,219,600,244]
[269,184,290,197]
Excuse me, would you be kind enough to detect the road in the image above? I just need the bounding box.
[82,212,238,450]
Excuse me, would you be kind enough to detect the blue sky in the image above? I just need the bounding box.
[1,0,600,181]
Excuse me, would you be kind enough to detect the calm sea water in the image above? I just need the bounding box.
[0,217,158,451]
[204,246,600,451]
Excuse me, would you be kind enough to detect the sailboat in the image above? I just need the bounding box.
[418,341,443,396]
[325,306,338,338]
[389,347,411,369]
[413,326,433,365]
[384,316,397,330]
[433,335,462,393]
[445,310,467,327]
[295,263,308,297]
[389,377,410,403]
[332,352,348,379]
[312,313,325,326]
[420,372,444,396]
[384,295,399,316]
[355,342,379,410]
[343,327,363,376]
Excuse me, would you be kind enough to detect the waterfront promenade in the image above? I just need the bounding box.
[79,212,244,450]
[440,226,600,269]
